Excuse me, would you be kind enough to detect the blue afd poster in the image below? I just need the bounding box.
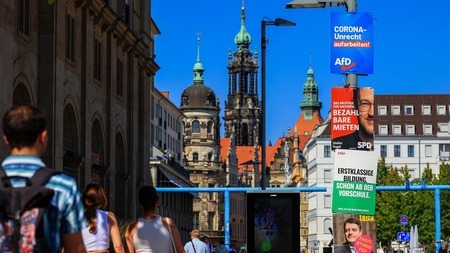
[330,12,374,74]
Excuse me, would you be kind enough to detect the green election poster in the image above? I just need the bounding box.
[332,149,378,215]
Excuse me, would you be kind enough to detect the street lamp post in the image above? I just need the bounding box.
[261,17,296,190]
[286,0,357,87]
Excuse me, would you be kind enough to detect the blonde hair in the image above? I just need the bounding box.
[190,229,200,238]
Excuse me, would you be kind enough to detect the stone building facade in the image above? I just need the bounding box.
[148,89,194,242]
[0,0,158,220]
[180,39,226,241]
[223,6,261,147]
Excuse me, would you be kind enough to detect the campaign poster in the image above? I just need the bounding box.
[331,87,374,151]
[332,213,376,253]
[332,149,377,215]
[330,11,374,74]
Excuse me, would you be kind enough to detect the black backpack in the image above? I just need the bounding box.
[0,166,60,252]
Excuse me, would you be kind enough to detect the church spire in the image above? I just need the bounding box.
[223,4,260,146]
[299,58,322,120]
[193,37,204,82]
[234,4,252,47]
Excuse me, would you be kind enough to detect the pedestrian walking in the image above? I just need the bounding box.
[124,185,185,253]
[81,183,124,253]
[0,105,86,252]
[184,230,209,253]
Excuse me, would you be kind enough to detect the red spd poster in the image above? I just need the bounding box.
[331,87,374,151]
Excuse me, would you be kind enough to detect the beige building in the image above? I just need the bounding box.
[148,89,195,242]
[0,0,158,220]
[180,39,227,243]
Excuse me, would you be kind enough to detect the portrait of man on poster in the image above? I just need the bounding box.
[332,87,374,151]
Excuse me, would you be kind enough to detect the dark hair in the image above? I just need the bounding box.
[138,185,159,211]
[343,217,362,232]
[82,184,108,233]
[2,105,46,149]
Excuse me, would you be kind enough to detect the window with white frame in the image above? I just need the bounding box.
[394,145,401,157]
[378,105,387,115]
[406,125,415,135]
[424,124,433,135]
[393,125,402,135]
[324,170,332,183]
[405,105,414,115]
[438,122,449,132]
[392,105,401,115]
[324,145,331,157]
[408,145,414,157]
[379,125,388,135]
[437,105,446,115]
[422,105,431,115]
[380,145,387,157]
[425,145,432,157]
[324,195,331,208]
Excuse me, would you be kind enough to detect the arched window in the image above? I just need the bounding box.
[208,152,213,161]
[192,120,200,133]
[324,218,332,234]
[207,121,213,133]
[193,152,199,162]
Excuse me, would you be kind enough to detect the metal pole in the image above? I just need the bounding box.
[261,20,267,190]
[435,188,441,253]
[224,189,231,250]
[345,0,358,88]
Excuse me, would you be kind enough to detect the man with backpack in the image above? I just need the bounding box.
[0,105,87,252]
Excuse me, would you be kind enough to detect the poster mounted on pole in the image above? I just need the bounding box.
[332,149,377,215]
[331,87,374,151]
[330,11,374,74]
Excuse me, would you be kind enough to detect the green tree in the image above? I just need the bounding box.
[376,162,405,246]
[376,160,450,250]
[436,163,450,243]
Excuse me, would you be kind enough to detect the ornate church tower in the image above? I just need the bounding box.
[181,38,221,158]
[180,39,224,235]
[299,65,323,120]
[223,6,261,146]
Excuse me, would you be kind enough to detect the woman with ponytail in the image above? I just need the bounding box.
[81,183,125,253]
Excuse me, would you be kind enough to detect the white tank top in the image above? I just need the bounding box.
[81,210,110,251]
[133,216,172,253]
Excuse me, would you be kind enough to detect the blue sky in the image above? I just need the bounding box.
[152,0,450,144]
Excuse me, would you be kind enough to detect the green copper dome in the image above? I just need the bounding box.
[305,66,317,89]
[234,6,252,46]
[180,38,218,110]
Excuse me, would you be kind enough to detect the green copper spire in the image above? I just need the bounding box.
[193,37,204,82]
[299,64,322,119]
[234,6,252,46]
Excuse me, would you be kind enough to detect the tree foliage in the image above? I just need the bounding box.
[375,160,450,251]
